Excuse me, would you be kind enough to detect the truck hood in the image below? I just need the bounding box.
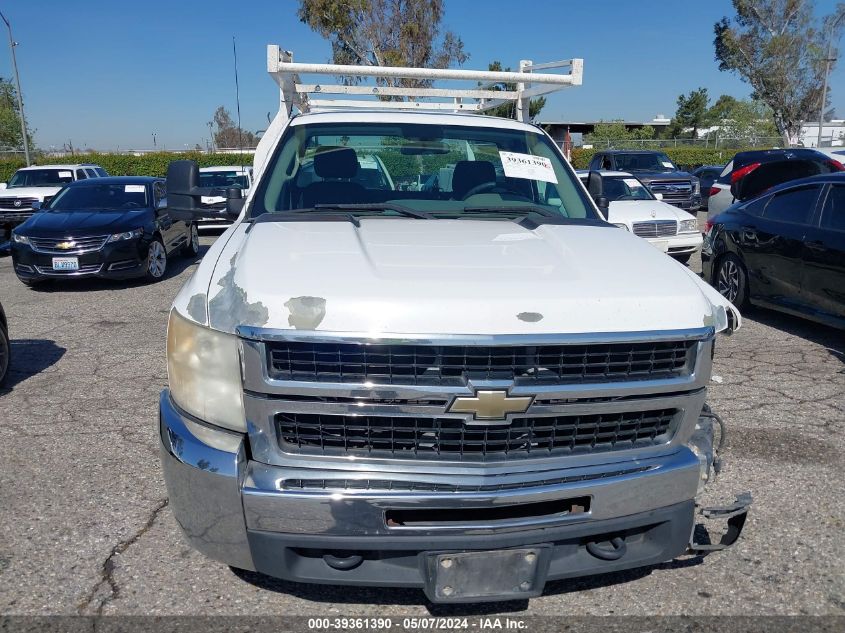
[627,171,693,183]
[175,219,740,336]
[0,186,61,200]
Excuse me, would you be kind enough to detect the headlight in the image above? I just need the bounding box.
[679,219,698,233]
[612,223,629,230]
[692,179,700,195]
[166,310,245,432]
[11,232,29,245]
[107,228,143,242]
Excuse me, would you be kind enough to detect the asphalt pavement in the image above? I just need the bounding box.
[0,231,843,617]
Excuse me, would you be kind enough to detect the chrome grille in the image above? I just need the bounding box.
[0,197,37,210]
[632,220,677,238]
[276,408,677,461]
[281,465,654,492]
[30,235,110,254]
[648,180,692,201]
[267,340,695,386]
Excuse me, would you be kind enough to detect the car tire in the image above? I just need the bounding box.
[672,253,692,265]
[0,323,9,387]
[715,253,748,308]
[182,223,200,257]
[144,237,167,282]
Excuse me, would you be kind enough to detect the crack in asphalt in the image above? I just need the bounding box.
[76,498,169,615]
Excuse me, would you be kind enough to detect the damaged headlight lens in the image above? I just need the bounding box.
[679,219,698,233]
[166,309,246,432]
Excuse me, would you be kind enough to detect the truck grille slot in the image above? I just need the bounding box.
[648,181,692,201]
[276,408,676,460]
[281,465,654,492]
[267,340,694,385]
[384,496,590,527]
[632,220,678,238]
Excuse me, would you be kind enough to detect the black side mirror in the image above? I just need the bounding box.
[594,196,609,213]
[166,160,244,221]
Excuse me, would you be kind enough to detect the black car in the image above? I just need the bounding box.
[707,148,844,219]
[587,150,699,209]
[702,173,845,329]
[692,165,724,205]
[10,177,199,286]
[0,300,8,387]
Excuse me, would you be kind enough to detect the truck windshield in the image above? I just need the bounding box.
[48,183,149,210]
[614,153,676,172]
[251,122,599,221]
[8,169,75,188]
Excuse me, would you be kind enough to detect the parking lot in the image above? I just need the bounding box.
[0,229,843,618]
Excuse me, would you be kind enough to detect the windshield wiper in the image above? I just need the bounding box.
[312,203,434,219]
[463,205,559,218]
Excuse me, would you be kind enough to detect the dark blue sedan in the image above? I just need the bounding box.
[10,177,199,286]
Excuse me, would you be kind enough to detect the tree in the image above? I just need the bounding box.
[584,121,656,148]
[297,0,468,94]
[211,106,258,149]
[480,61,546,120]
[705,95,779,144]
[0,77,34,150]
[714,0,845,146]
[669,88,710,139]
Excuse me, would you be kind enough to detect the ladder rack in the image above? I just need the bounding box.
[267,44,583,122]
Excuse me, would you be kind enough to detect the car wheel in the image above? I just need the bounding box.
[145,238,167,282]
[715,253,748,307]
[182,223,200,257]
[0,324,9,387]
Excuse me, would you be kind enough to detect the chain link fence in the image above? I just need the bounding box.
[582,137,784,150]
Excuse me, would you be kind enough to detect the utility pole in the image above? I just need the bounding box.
[152,132,157,148]
[207,121,215,152]
[818,10,845,148]
[0,11,30,166]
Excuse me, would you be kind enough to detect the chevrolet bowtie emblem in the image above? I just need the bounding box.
[56,241,76,250]
[448,390,533,421]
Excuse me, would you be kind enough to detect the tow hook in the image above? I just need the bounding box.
[690,492,752,554]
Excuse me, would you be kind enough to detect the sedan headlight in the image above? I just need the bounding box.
[679,219,698,233]
[107,228,143,242]
[11,232,30,245]
[166,310,246,432]
[612,223,629,230]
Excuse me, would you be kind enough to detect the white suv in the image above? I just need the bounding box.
[0,163,108,227]
[155,46,750,604]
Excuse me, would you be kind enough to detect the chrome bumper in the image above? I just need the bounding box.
[160,390,702,578]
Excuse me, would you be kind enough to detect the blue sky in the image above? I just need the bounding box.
[2,0,843,150]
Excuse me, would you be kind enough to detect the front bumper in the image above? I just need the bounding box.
[11,238,149,281]
[160,390,735,599]
[646,232,703,256]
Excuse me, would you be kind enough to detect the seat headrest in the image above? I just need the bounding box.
[314,147,359,179]
[451,160,496,198]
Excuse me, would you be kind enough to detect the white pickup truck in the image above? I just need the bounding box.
[158,46,750,604]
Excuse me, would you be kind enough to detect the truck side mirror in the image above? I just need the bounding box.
[166,160,244,221]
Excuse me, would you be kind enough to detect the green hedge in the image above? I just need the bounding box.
[0,152,256,183]
[570,146,771,171]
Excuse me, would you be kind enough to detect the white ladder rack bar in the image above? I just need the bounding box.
[268,45,583,122]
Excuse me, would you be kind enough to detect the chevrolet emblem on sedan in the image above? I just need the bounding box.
[56,241,76,250]
[448,390,533,421]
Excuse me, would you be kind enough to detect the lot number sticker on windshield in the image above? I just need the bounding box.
[661,161,674,168]
[59,171,72,178]
[125,185,146,193]
[623,178,642,188]
[499,151,558,184]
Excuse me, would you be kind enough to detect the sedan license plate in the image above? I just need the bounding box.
[52,257,79,271]
[423,547,550,603]
[650,240,670,252]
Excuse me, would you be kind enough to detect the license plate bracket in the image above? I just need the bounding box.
[52,257,79,271]
[422,546,551,603]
